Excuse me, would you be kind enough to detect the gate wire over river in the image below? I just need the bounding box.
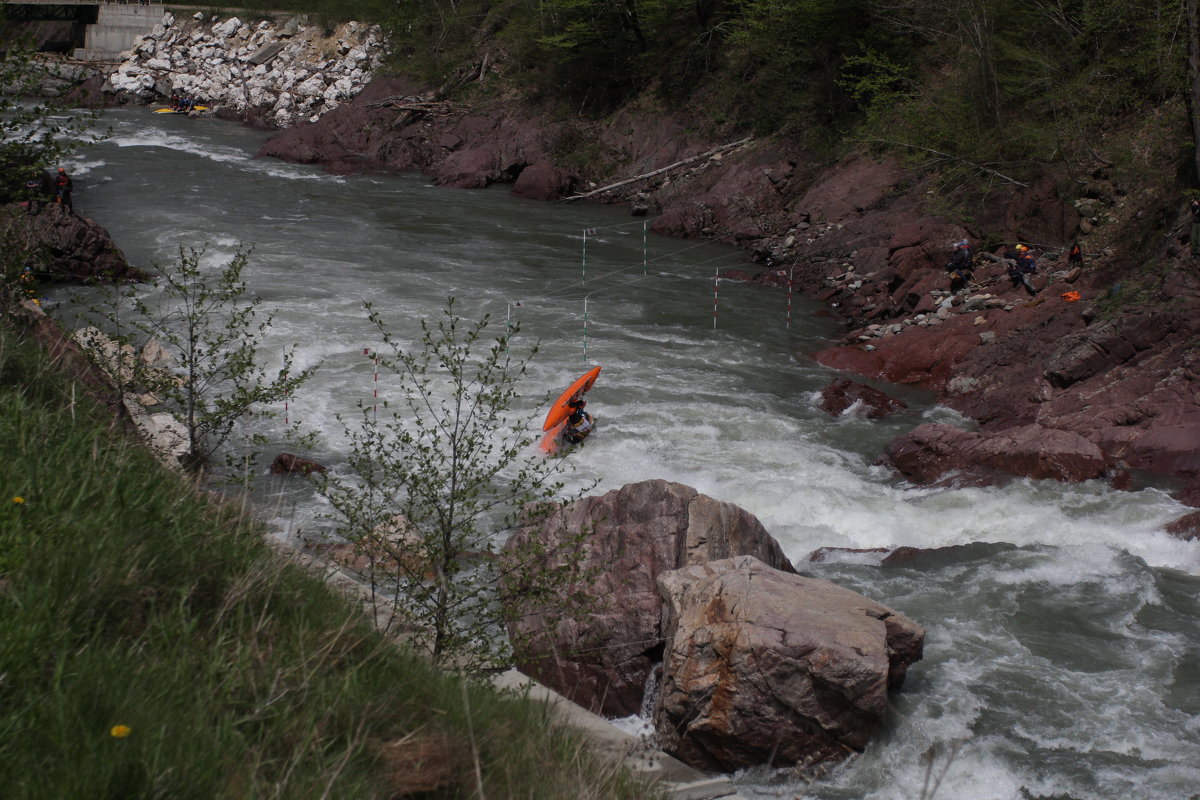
[288,218,764,449]
[50,111,1200,800]
[492,218,785,364]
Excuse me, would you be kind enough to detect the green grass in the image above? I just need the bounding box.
[0,317,660,799]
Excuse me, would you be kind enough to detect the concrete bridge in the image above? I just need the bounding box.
[4,1,168,61]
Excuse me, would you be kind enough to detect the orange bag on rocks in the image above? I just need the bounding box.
[1061,291,1081,302]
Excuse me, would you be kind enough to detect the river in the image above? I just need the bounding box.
[48,108,1200,800]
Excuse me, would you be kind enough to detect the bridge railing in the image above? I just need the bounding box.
[6,1,165,6]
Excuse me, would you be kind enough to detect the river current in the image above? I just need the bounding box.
[48,109,1200,800]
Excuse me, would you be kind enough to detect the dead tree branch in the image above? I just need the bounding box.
[560,137,755,202]
[861,138,1030,188]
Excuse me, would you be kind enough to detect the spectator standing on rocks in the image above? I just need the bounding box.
[1068,241,1082,267]
[1017,245,1039,295]
[55,167,73,212]
[945,239,974,293]
[1007,244,1038,296]
[21,176,44,214]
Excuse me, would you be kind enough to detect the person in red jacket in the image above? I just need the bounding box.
[55,167,73,212]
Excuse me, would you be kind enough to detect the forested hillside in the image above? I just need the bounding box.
[202,0,1195,255]
[220,0,1189,163]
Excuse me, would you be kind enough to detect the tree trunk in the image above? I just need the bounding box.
[1189,0,1200,181]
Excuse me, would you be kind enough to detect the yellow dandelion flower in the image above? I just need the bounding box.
[110,725,132,738]
[12,497,24,504]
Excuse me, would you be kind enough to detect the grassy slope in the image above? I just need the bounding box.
[0,316,659,799]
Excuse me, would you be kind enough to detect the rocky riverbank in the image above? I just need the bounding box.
[18,6,1200,533]
[81,11,383,127]
[14,30,1197,786]
[255,77,1200,534]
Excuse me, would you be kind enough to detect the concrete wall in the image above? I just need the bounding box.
[75,4,162,61]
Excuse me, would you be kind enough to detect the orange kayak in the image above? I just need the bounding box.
[541,366,601,431]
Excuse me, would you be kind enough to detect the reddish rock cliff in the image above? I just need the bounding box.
[256,78,1200,495]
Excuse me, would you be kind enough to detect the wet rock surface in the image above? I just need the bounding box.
[1165,511,1200,540]
[883,422,1108,485]
[818,377,907,419]
[269,453,327,475]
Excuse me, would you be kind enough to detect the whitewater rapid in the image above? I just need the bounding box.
[48,109,1200,800]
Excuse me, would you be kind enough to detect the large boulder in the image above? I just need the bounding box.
[510,160,576,202]
[2,203,143,283]
[502,479,794,717]
[655,556,924,773]
[884,422,1108,484]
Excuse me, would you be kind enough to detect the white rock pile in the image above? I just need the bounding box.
[105,12,384,127]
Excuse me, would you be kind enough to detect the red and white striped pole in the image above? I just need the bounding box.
[713,266,719,329]
[786,266,794,329]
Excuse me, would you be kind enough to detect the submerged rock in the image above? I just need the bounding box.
[818,377,907,418]
[883,422,1107,484]
[270,452,327,475]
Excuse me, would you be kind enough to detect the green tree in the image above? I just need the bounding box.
[312,299,593,671]
[726,0,903,134]
[0,29,95,203]
[82,245,315,475]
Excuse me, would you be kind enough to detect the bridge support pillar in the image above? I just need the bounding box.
[74,4,162,61]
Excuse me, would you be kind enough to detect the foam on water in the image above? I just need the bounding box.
[48,108,1200,800]
[108,127,251,164]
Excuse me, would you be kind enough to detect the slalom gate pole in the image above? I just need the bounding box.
[643,221,648,275]
[363,347,378,423]
[786,266,794,329]
[581,229,588,283]
[583,294,590,363]
[713,266,719,330]
[283,372,289,425]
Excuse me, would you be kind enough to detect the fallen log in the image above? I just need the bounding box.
[561,137,754,202]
